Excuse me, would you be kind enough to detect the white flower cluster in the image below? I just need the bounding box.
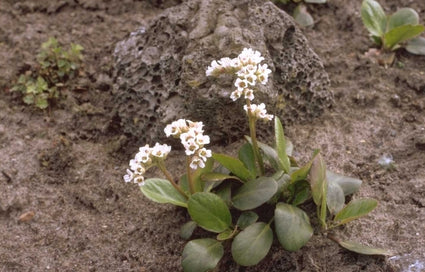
[123,143,171,186]
[206,48,273,121]
[244,103,274,121]
[164,119,212,170]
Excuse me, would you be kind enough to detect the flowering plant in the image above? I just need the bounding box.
[124,48,389,271]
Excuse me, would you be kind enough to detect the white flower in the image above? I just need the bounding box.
[197,148,212,162]
[238,48,264,66]
[256,64,272,85]
[134,175,145,186]
[190,156,205,170]
[234,78,249,90]
[183,138,199,156]
[244,103,273,121]
[136,144,152,163]
[195,134,210,145]
[244,73,257,86]
[180,130,196,144]
[187,120,204,134]
[164,119,188,137]
[151,143,171,158]
[206,60,221,77]
[230,89,243,101]
[244,89,255,101]
[123,169,134,183]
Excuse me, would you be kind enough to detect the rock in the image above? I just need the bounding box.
[112,0,333,145]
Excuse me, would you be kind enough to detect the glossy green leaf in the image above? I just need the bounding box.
[237,211,259,230]
[275,117,291,173]
[388,8,419,31]
[361,0,387,37]
[192,158,214,191]
[334,198,378,225]
[383,24,425,50]
[294,4,314,27]
[140,178,188,207]
[337,240,392,256]
[188,192,232,233]
[212,153,254,182]
[245,136,280,171]
[327,170,362,196]
[406,36,425,55]
[180,221,197,240]
[203,165,229,192]
[215,182,232,206]
[290,150,319,184]
[238,143,258,177]
[201,172,242,184]
[232,177,278,210]
[269,171,291,203]
[217,229,234,241]
[291,180,311,206]
[231,222,273,266]
[275,203,313,251]
[182,239,223,272]
[326,179,345,215]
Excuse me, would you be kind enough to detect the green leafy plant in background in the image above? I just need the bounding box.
[274,0,327,27]
[361,0,425,55]
[123,48,390,272]
[11,37,84,109]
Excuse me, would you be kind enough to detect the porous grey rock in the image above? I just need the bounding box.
[112,0,333,145]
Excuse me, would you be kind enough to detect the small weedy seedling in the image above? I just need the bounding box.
[361,0,425,55]
[123,48,390,271]
[11,37,84,109]
[274,0,327,27]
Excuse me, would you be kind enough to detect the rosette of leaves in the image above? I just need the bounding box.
[274,0,327,27]
[11,37,84,110]
[139,116,390,271]
[361,0,425,55]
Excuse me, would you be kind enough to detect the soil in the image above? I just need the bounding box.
[0,0,424,271]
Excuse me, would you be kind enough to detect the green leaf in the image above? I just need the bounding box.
[245,136,280,171]
[188,192,232,233]
[290,150,319,185]
[182,239,223,272]
[334,198,378,225]
[371,35,383,46]
[274,203,313,252]
[23,95,34,105]
[269,171,291,204]
[231,222,273,266]
[294,4,314,28]
[212,153,254,182]
[232,177,278,211]
[192,157,214,191]
[290,180,311,206]
[236,211,259,230]
[215,182,232,206]
[180,221,197,240]
[217,228,234,241]
[286,138,294,157]
[337,240,392,256]
[327,170,362,196]
[203,165,229,193]
[140,178,188,207]
[275,117,290,173]
[406,36,425,55]
[36,76,48,90]
[383,24,425,50]
[361,0,387,37]
[201,172,242,184]
[326,179,345,215]
[388,8,419,31]
[35,97,49,109]
[238,143,258,177]
[309,153,327,206]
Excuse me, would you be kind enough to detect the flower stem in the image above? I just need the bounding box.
[186,156,195,194]
[157,160,188,199]
[246,99,265,176]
